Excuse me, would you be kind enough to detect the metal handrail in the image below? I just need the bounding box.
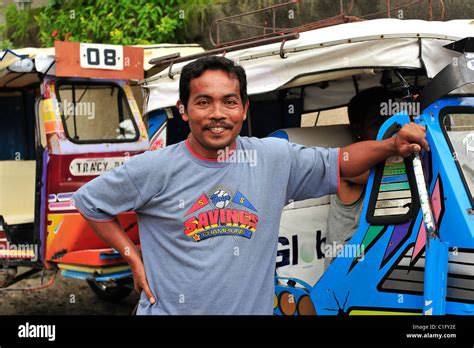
[209,0,299,47]
[148,32,299,69]
[208,0,440,48]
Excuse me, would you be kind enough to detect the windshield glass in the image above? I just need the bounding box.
[443,112,474,204]
[56,82,138,143]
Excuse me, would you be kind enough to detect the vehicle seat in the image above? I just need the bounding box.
[0,161,36,225]
[269,124,355,210]
[269,125,355,287]
[269,125,355,148]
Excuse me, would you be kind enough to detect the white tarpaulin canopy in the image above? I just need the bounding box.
[143,19,474,113]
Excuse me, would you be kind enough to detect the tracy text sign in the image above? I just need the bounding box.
[69,157,126,176]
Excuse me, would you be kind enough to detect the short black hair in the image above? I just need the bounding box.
[179,56,248,108]
[348,87,396,126]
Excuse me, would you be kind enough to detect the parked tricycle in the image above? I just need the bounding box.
[142,18,474,315]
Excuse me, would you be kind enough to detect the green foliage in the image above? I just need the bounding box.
[6,4,29,42]
[0,0,214,49]
[0,22,13,50]
[34,0,214,47]
[2,4,41,47]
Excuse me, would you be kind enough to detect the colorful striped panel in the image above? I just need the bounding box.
[374,160,412,217]
[61,269,132,281]
[380,182,410,191]
[377,190,411,200]
[58,263,129,275]
[375,198,411,208]
[374,207,410,216]
[381,174,408,183]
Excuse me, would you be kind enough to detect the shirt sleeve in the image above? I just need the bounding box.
[72,155,147,222]
[285,142,340,203]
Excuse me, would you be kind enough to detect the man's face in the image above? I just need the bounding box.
[177,69,248,155]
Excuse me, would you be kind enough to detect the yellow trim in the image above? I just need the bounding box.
[0,250,35,257]
[46,214,65,245]
[43,99,59,122]
[58,263,129,275]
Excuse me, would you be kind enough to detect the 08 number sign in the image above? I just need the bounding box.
[80,43,124,71]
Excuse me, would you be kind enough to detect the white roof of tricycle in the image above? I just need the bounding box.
[142,19,474,113]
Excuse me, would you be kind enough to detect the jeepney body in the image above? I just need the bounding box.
[0,43,147,288]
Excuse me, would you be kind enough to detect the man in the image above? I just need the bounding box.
[325,87,397,269]
[73,56,428,315]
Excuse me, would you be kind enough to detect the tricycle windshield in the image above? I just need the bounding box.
[442,111,474,204]
[56,81,139,143]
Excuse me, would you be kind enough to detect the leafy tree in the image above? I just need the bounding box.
[1,4,41,48]
[2,0,213,49]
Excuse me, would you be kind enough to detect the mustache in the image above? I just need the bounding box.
[203,122,233,130]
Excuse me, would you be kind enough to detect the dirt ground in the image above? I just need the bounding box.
[0,268,138,315]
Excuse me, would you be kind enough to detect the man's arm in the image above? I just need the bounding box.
[339,122,429,178]
[71,152,158,304]
[343,171,370,185]
[86,218,156,304]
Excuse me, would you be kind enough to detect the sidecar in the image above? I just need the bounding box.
[141,19,474,315]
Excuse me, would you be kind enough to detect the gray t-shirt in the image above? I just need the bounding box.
[324,192,364,270]
[73,136,339,315]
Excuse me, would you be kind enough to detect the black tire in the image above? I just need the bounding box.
[87,279,133,303]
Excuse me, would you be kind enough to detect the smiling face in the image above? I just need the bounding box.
[177,69,249,159]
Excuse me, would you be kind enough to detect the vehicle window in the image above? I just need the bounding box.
[0,92,35,160]
[443,112,474,203]
[301,107,349,127]
[56,82,138,143]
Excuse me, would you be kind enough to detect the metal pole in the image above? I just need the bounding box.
[272,8,276,33]
[412,153,448,315]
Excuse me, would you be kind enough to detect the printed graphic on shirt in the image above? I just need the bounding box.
[184,186,259,242]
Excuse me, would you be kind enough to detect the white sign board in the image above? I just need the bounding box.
[80,43,124,71]
[70,157,127,176]
[276,204,330,288]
